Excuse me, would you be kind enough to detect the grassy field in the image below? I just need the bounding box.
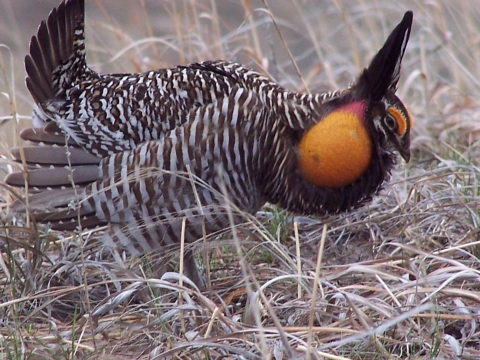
[1,0,480,359]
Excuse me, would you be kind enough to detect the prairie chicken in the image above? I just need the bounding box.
[6,0,413,287]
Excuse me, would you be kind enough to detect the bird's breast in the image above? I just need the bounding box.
[297,101,372,188]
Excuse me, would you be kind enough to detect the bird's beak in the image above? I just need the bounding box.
[399,147,411,162]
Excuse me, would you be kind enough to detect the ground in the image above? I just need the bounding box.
[0,0,479,359]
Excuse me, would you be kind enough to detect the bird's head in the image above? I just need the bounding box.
[370,91,412,162]
[297,11,413,189]
[352,10,414,163]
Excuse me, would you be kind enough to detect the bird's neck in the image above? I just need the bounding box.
[258,98,394,216]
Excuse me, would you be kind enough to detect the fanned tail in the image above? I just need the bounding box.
[25,0,86,105]
[5,125,101,190]
[5,0,105,232]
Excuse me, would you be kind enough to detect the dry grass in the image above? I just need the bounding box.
[1,0,480,359]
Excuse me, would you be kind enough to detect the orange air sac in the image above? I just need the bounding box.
[297,101,372,188]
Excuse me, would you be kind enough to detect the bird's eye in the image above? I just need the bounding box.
[384,116,397,130]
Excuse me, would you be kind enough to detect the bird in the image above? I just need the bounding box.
[5,0,413,287]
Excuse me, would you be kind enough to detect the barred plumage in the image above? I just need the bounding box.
[6,0,413,287]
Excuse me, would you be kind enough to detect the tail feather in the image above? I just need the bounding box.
[5,165,99,189]
[44,121,65,135]
[45,7,61,67]
[25,38,54,103]
[48,216,105,231]
[9,187,105,231]
[11,146,100,166]
[25,0,86,104]
[10,0,99,234]
[33,208,93,223]
[19,128,78,146]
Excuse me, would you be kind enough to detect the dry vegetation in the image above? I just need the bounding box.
[1,0,480,359]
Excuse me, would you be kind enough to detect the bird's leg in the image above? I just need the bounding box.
[183,248,207,289]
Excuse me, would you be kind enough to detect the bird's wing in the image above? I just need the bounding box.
[10,85,264,254]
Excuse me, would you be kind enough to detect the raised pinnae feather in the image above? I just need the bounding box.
[355,11,413,102]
